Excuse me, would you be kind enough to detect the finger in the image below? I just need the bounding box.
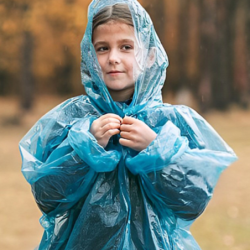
[120,131,133,140]
[119,138,133,148]
[122,116,137,124]
[100,114,123,123]
[120,124,132,132]
[100,118,122,128]
[102,122,121,132]
[103,129,120,139]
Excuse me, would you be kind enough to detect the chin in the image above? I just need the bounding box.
[106,84,127,91]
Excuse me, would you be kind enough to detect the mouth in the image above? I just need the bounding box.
[107,71,124,77]
[108,71,122,74]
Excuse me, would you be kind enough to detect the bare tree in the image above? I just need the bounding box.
[177,0,190,91]
[20,4,34,111]
[212,0,236,110]
[233,0,249,108]
[20,30,34,111]
[198,0,217,112]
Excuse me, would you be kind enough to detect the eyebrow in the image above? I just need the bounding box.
[93,39,134,48]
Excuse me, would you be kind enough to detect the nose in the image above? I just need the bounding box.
[108,49,121,65]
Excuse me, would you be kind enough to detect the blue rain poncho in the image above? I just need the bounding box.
[20,0,237,249]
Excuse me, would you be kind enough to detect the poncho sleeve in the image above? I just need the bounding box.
[125,106,237,220]
[19,97,121,215]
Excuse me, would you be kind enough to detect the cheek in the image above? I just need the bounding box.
[126,56,137,75]
[96,55,106,70]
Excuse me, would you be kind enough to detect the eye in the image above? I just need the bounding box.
[121,45,133,51]
[96,46,109,52]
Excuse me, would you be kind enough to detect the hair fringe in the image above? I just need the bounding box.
[92,4,133,31]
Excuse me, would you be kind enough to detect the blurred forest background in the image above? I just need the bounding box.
[0,0,250,250]
[0,0,250,112]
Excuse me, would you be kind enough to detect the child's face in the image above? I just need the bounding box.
[92,21,137,101]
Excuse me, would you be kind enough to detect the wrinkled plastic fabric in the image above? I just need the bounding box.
[19,0,237,249]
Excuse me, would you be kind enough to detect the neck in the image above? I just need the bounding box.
[108,88,134,102]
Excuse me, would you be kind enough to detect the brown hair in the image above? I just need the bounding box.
[92,4,133,31]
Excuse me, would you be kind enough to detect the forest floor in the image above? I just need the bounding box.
[0,96,249,250]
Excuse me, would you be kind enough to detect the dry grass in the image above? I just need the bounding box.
[0,96,249,250]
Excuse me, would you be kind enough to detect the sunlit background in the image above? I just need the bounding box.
[0,0,249,249]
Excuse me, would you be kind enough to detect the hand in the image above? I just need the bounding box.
[90,114,122,148]
[119,116,157,151]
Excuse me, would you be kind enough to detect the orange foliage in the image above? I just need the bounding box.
[0,0,249,107]
[0,0,91,85]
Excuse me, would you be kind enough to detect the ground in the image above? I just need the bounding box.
[0,96,249,250]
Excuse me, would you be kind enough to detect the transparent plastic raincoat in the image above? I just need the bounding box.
[20,0,237,249]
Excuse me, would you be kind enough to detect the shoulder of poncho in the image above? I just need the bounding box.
[139,103,204,134]
[140,103,199,117]
[39,95,99,122]
[162,103,202,118]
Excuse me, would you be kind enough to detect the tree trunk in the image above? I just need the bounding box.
[198,0,216,112]
[20,30,34,111]
[212,0,236,110]
[177,0,190,91]
[233,0,249,108]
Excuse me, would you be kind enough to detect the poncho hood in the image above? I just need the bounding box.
[80,0,169,116]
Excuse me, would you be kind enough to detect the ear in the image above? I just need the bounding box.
[146,47,156,68]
